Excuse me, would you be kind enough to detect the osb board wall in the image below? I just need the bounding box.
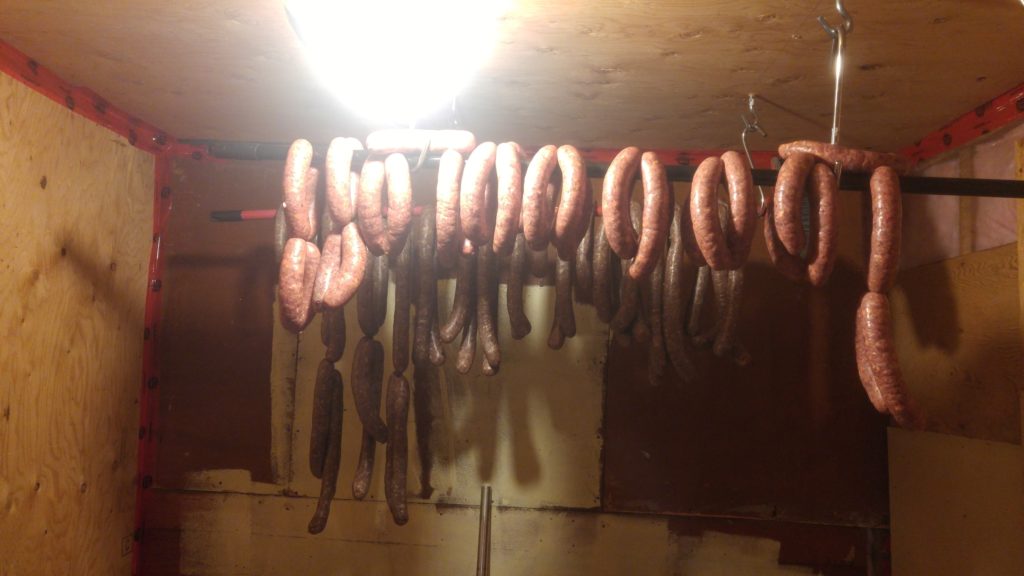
[0,71,154,575]
[157,159,282,486]
[2,2,1023,150]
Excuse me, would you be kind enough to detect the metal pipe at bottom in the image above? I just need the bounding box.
[476,485,492,576]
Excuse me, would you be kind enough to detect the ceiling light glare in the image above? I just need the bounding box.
[286,0,505,126]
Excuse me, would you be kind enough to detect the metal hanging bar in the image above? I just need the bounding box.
[192,140,1024,201]
[818,0,853,146]
[475,485,492,576]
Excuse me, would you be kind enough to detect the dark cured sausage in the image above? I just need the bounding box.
[773,152,815,257]
[274,206,287,264]
[373,253,390,329]
[602,147,641,260]
[284,139,317,241]
[522,145,558,251]
[357,256,384,337]
[351,427,377,500]
[714,269,751,366]
[385,372,411,525]
[325,137,363,227]
[628,152,671,280]
[779,140,910,174]
[321,223,369,309]
[868,166,902,294]
[508,233,532,339]
[663,204,698,383]
[352,337,388,443]
[279,238,321,333]
[856,292,923,429]
[455,310,477,375]
[647,255,666,384]
[436,149,464,269]
[610,203,642,333]
[392,235,413,374]
[309,358,334,479]
[574,198,595,304]
[440,253,476,343]
[554,145,588,261]
[322,306,346,363]
[492,142,524,255]
[366,129,477,155]
[414,208,439,364]
[764,207,808,283]
[308,366,342,534]
[548,256,575,351]
[593,216,615,324]
[477,245,501,370]
[687,265,712,339]
[460,142,498,250]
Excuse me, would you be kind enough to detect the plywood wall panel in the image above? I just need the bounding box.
[0,70,153,576]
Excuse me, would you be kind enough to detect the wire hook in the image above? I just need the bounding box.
[740,94,769,216]
[817,0,853,37]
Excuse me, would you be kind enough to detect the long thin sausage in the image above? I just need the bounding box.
[284,139,317,241]
[325,137,363,227]
[440,253,476,343]
[690,157,733,270]
[687,265,712,339]
[508,233,532,339]
[807,162,839,287]
[477,245,501,369]
[773,152,815,256]
[455,310,477,375]
[414,208,436,363]
[779,140,910,174]
[309,358,334,478]
[492,142,525,255]
[385,372,410,525]
[322,306,346,363]
[647,254,666,384]
[357,156,389,255]
[351,337,388,443]
[307,367,342,534]
[574,199,595,304]
[384,153,413,254]
[593,216,614,323]
[392,234,413,374]
[554,145,588,261]
[663,204,698,382]
[721,151,757,265]
[858,293,923,429]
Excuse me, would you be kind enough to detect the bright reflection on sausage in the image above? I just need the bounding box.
[286,0,506,125]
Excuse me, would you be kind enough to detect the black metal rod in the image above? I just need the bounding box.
[185,139,1024,199]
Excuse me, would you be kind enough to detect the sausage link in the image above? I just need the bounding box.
[492,142,525,255]
[366,129,477,155]
[323,222,369,309]
[868,166,902,293]
[384,153,413,255]
[554,145,588,261]
[556,256,576,337]
[713,269,750,365]
[547,315,566,350]
[507,233,532,339]
[593,216,614,323]
[522,145,559,251]
[574,198,595,304]
[351,427,377,500]
[322,306,346,363]
[460,142,498,249]
[392,234,413,374]
[351,337,388,442]
[440,253,476,343]
[663,203,698,382]
[274,206,287,264]
[455,310,477,375]
[428,316,445,366]
[357,156,389,255]
[628,152,671,280]
[528,243,549,279]
[373,253,389,328]
[312,232,341,310]
[610,203,642,332]
[855,299,889,414]
[857,293,923,429]
[413,209,435,364]
[779,140,910,174]
[357,256,380,336]
[773,152,815,256]
[284,139,317,241]
[385,372,410,525]
[436,149,465,269]
[647,254,666,385]
[690,157,734,270]
[309,358,334,478]
[279,238,321,332]
[806,162,839,287]
[308,367,342,534]
[602,147,642,259]
[325,137,363,227]
[720,151,757,265]
[679,184,707,266]
[632,258,652,345]
[477,244,501,369]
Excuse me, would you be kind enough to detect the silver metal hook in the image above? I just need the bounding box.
[817,0,853,37]
[740,94,769,216]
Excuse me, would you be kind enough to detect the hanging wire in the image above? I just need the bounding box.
[817,0,853,178]
[740,94,770,215]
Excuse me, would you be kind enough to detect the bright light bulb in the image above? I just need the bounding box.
[286,0,504,126]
